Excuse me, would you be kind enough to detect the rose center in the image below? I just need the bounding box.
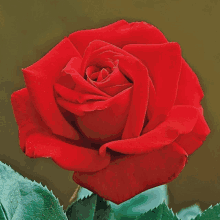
[86,66,112,83]
[83,59,132,96]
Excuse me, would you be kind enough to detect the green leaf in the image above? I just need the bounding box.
[65,194,116,220]
[0,161,68,220]
[135,202,179,220]
[78,185,169,220]
[0,202,8,220]
[65,194,97,220]
[93,195,116,220]
[193,203,220,220]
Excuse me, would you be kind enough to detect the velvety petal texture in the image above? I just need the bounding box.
[73,143,187,204]
[69,20,168,56]
[99,105,199,156]
[22,38,81,140]
[11,20,210,204]
[11,88,110,172]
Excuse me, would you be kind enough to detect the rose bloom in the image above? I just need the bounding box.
[11,20,210,204]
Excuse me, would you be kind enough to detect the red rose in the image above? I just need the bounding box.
[11,20,210,204]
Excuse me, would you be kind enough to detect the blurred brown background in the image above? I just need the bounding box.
[0,0,219,212]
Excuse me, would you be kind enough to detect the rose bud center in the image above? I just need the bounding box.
[86,66,112,82]
[84,59,132,96]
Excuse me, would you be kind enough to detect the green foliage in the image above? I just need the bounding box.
[194,203,220,220]
[65,194,116,220]
[64,191,220,220]
[65,194,97,220]
[135,202,179,220]
[93,195,116,220]
[0,202,7,220]
[1,160,220,220]
[0,161,67,220]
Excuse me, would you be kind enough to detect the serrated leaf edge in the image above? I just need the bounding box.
[193,202,220,220]
[0,161,68,219]
[135,201,179,220]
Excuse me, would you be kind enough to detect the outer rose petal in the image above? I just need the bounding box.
[175,107,210,155]
[174,59,204,107]
[123,42,210,155]
[73,142,188,204]
[123,43,182,132]
[99,105,199,156]
[11,88,51,151]
[68,20,167,56]
[22,38,81,140]
[25,133,110,172]
[11,88,110,172]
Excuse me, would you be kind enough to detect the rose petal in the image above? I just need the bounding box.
[86,66,99,79]
[175,106,210,155]
[97,68,109,81]
[69,20,129,56]
[68,20,167,56]
[81,48,127,96]
[80,40,132,75]
[99,105,199,156]
[64,56,82,73]
[81,48,122,77]
[81,41,150,139]
[25,132,110,172]
[101,84,132,96]
[147,78,157,120]
[11,88,51,151]
[56,72,75,90]
[62,60,111,98]
[88,67,132,96]
[115,55,149,139]
[73,142,187,204]
[22,38,81,140]
[123,43,182,132]
[58,87,133,142]
[93,68,130,87]
[56,87,132,115]
[54,83,108,104]
[11,88,110,172]
[175,59,204,106]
